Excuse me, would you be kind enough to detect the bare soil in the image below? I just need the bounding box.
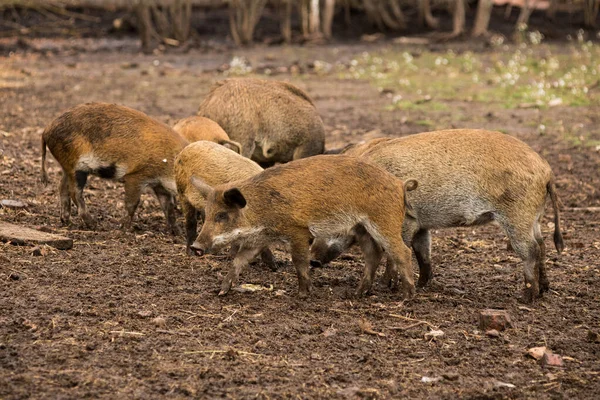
[1,39,599,399]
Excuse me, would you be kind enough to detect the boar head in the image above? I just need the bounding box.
[189,177,250,255]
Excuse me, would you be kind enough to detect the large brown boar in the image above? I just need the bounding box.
[189,155,417,298]
[197,78,325,167]
[41,102,188,233]
[312,129,563,303]
[172,116,242,154]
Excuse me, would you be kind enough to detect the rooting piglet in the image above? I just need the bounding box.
[197,78,325,167]
[41,102,188,233]
[173,141,277,269]
[172,116,242,154]
[313,129,564,303]
[189,155,417,298]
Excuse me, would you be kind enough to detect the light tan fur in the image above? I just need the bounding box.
[197,78,325,167]
[312,129,563,303]
[190,155,415,299]
[41,102,188,233]
[172,116,242,154]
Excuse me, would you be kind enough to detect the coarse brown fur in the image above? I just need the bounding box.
[172,116,242,154]
[190,155,415,299]
[197,78,325,167]
[313,129,564,303]
[41,102,188,233]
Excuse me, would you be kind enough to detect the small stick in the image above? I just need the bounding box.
[109,330,145,336]
[388,314,437,329]
[156,329,189,336]
[386,321,427,330]
[223,309,238,322]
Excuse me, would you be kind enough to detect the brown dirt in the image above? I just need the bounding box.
[1,40,599,399]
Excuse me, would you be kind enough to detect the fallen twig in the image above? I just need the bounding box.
[156,329,189,336]
[109,330,145,336]
[388,314,437,329]
[386,321,427,330]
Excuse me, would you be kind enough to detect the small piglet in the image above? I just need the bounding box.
[172,116,242,154]
[313,129,563,303]
[197,78,325,167]
[41,102,188,233]
[189,155,417,298]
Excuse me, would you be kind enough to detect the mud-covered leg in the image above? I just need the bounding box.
[59,173,72,225]
[122,176,143,231]
[355,230,384,297]
[153,185,179,235]
[290,233,312,298]
[70,171,95,228]
[387,237,415,299]
[219,245,262,296]
[534,218,549,295]
[412,229,433,287]
[182,200,199,255]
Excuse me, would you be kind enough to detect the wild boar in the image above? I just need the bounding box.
[197,78,325,167]
[172,116,242,154]
[189,155,417,298]
[312,129,564,303]
[41,102,188,233]
[173,140,277,269]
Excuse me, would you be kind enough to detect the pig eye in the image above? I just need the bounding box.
[214,212,229,223]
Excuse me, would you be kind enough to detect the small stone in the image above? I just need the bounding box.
[137,310,152,318]
[151,317,166,327]
[31,246,46,256]
[479,309,512,331]
[421,376,442,383]
[1,199,27,209]
[310,353,322,360]
[587,330,599,343]
[9,273,20,281]
[442,372,459,381]
[486,329,500,338]
[527,346,547,360]
[541,352,564,368]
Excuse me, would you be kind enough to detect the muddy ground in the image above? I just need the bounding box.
[1,36,600,398]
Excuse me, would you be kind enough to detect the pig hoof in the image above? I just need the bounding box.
[298,289,311,299]
[416,277,431,288]
[521,287,536,304]
[539,280,550,294]
[219,279,234,296]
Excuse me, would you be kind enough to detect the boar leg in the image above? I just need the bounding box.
[59,173,72,225]
[70,171,95,228]
[412,229,433,287]
[505,228,541,303]
[355,231,384,297]
[290,233,312,297]
[259,248,280,271]
[386,237,416,299]
[533,217,549,294]
[153,185,180,235]
[219,245,263,296]
[182,200,199,255]
[122,176,143,230]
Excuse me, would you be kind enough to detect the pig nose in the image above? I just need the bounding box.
[190,242,205,257]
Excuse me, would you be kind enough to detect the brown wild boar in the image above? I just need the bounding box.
[312,129,563,303]
[197,78,325,167]
[41,102,188,233]
[189,155,417,298]
[172,116,242,154]
[174,140,276,269]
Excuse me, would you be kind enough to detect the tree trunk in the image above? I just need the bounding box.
[516,0,535,29]
[280,0,292,43]
[322,0,336,38]
[452,0,465,36]
[418,0,439,29]
[472,0,493,37]
[309,0,320,35]
[135,1,153,54]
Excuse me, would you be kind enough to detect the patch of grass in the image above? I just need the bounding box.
[339,40,600,110]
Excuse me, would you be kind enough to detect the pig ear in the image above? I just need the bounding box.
[223,188,246,209]
[190,176,214,197]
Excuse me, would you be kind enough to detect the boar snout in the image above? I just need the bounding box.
[189,241,206,256]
